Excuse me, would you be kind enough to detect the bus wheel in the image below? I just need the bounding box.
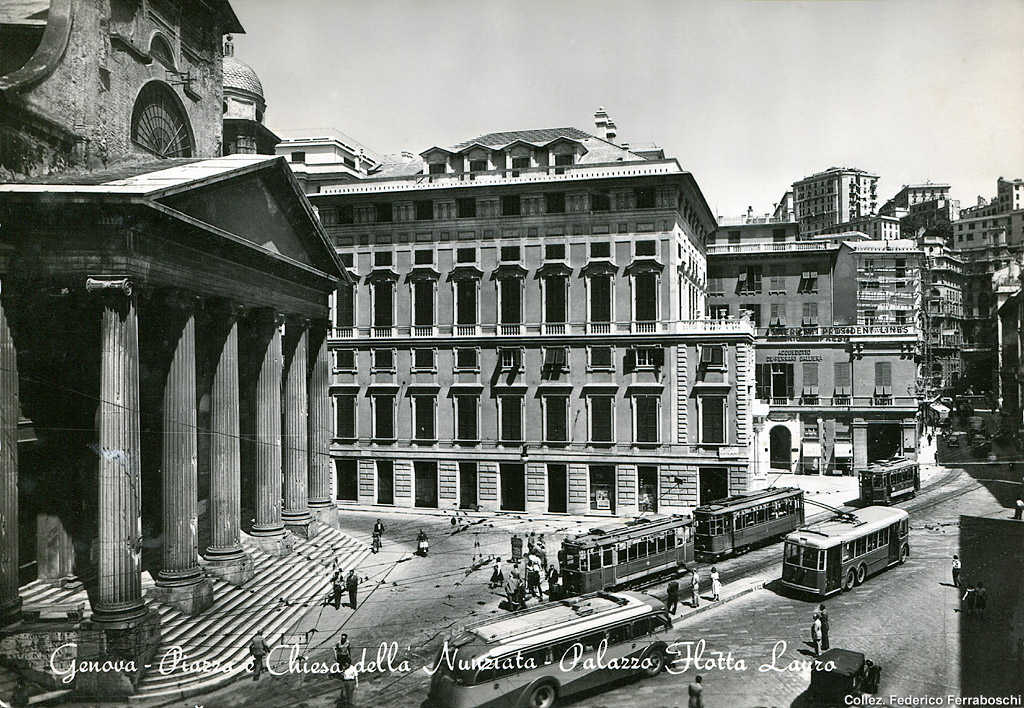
[524,681,558,708]
[642,647,666,677]
[843,569,856,592]
[899,545,908,564]
[855,564,867,585]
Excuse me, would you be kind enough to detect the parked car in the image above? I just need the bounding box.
[808,648,879,706]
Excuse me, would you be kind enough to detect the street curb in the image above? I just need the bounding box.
[665,578,768,623]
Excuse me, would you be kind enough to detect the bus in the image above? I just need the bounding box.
[426,591,672,708]
[781,506,910,596]
[559,515,693,595]
[858,458,920,505]
[693,487,804,560]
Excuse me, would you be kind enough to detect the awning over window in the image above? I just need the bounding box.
[834,442,854,459]
[802,441,822,458]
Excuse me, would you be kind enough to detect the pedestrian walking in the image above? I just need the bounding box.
[339,656,358,707]
[489,561,503,589]
[503,567,520,612]
[666,580,680,615]
[346,569,360,609]
[962,583,977,615]
[511,534,523,563]
[331,571,344,610]
[371,529,381,554]
[951,555,962,588]
[687,674,704,708]
[546,565,561,600]
[526,555,543,599]
[417,530,429,557]
[527,531,537,556]
[818,604,830,651]
[1015,498,1023,520]
[690,569,700,608]
[515,566,528,610]
[810,614,822,657]
[536,534,548,568]
[710,567,721,601]
[975,582,987,618]
[334,634,351,667]
[249,630,270,681]
[373,519,385,538]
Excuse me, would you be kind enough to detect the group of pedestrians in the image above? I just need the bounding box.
[952,555,988,617]
[492,532,562,611]
[331,565,361,610]
[665,566,722,615]
[810,604,830,656]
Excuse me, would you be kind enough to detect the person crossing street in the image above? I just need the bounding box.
[346,568,360,609]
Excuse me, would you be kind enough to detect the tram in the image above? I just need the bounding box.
[858,458,920,505]
[692,487,805,560]
[559,515,693,595]
[781,506,910,596]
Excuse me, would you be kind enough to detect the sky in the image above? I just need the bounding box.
[231,0,1024,218]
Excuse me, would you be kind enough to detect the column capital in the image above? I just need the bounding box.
[86,276,132,296]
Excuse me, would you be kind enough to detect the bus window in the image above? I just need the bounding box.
[651,615,671,632]
[842,542,853,562]
[867,533,877,552]
[879,528,888,545]
[609,623,632,645]
[524,647,553,667]
[589,549,602,569]
[632,617,651,637]
[603,548,614,567]
[900,519,908,536]
[855,538,867,556]
[582,632,606,652]
[618,544,628,564]
[756,507,767,524]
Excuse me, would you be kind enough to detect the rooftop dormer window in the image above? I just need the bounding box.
[469,159,488,172]
[555,154,574,167]
[512,157,530,169]
[428,162,445,174]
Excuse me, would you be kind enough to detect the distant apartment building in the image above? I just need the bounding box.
[880,183,952,217]
[276,129,384,194]
[309,118,759,517]
[819,214,902,241]
[919,235,965,394]
[707,220,922,476]
[792,167,880,236]
[952,178,1024,394]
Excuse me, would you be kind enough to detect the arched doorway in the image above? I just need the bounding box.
[770,425,792,472]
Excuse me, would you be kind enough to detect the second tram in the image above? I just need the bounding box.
[692,487,805,560]
[559,515,693,595]
[781,506,910,596]
[858,458,920,505]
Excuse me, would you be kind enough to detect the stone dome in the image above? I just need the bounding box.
[223,55,264,99]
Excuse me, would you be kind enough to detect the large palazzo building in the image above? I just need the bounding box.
[309,121,759,517]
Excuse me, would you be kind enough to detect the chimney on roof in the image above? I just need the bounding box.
[747,206,753,219]
[606,120,617,143]
[594,107,608,135]
[224,35,234,57]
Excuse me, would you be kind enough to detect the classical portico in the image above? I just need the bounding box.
[0,155,347,693]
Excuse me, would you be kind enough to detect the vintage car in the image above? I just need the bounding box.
[808,648,879,706]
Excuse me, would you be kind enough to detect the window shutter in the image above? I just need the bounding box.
[756,364,770,399]
[875,361,893,394]
[803,362,819,395]
[785,364,795,399]
[700,346,713,363]
[834,361,851,395]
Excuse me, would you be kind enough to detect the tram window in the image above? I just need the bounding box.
[696,519,708,535]
[628,542,639,561]
[589,549,602,569]
[756,507,767,524]
[632,617,651,637]
[603,548,614,566]
[618,545,628,564]
[579,555,589,572]
[666,532,676,549]
[609,623,632,644]
[563,552,578,569]
[874,474,886,488]
[639,539,650,557]
[656,534,666,553]
[745,512,755,527]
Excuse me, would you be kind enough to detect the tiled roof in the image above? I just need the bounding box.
[450,127,594,151]
[14,158,202,185]
[371,154,428,179]
[223,56,264,98]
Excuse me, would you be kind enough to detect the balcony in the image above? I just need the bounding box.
[544,323,567,335]
[499,324,521,336]
[412,326,436,337]
[705,241,834,255]
[634,321,658,334]
[832,395,851,406]
[588,322,612,335]
[334,326,354,338]
[455,325,479,336]
[372,326,394,338]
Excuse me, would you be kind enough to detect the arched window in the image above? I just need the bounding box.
[150,34,176,69]
[131,81,194,158]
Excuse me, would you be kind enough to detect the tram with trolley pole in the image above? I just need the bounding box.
[559,515,693,596]
[692,487,805,560]
[858,457,920,505]
[781,506,910,596]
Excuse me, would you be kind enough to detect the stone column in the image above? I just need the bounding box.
[86,277,150,627]
[35,514,79,590]
[307,322,334,522]
[0,282,20,625]
[203,304,253,584]
[153,297,213,615]
[282,321,314,537]
[249,312,290,554]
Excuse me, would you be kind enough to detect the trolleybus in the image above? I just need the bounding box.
[781,506,910,596]
[559,515,693,595]
[692,487,804,559]
[426,591,671,708]
[858,458,920,505]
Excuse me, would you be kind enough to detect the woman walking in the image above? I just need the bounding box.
[710,567,721,601]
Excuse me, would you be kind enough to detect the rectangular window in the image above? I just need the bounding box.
[338,205,354,225]
[589,346,613,369]
[413,348,434,370]
[469,159,487,172]
[500,396,523,442]
[770,363,794,399]
[634,272,658,321]
[414,249,433,265]
[800,264,819,293]
[545,396,569,442]
[500,245,521,262]
[739,265,763,294]
[635,396,659,443]
[590,396,614,443]
[803,362,819,396]
[545,193,566,214]
[555,153,574,166]
[455,395,478,442]
[501,195,521,216]
[770,264,785,292]
[635,240,657,257]
[545,276,568,323]
[770,303,786,326]
[456,247,476,263]
[709,304,730,319]
[374,251,393,267]
[834,361,852,395]
[590,241,611,258]
[635,188,656,209]
[413,280,434,327]
[373,348,394,370]
[700,344,725,367]
[335,349,355,370]
[701,397,725,443]
[741,303,761,327]
[802,302,818,326]
[456,279,477,326]
[373,394,395,440]
[455,347,478,370]
[589,275,612,323]
[290,151,306,163]
[591,192,611,212]
[335,394,356,439]
[415,200,433,221]
[428,162,445,174]
[374,203,393,223]
[456,198,476,218]
[543,346,568,371]
[499,278,522,324]
[728,231,741,245]
[635,347,663,369]
[511,156,530,169]
[589,465,616,512]
[875,361,893,394]
[773,228,787,242]
[708,266,724,295]
[545,243,566,260]
[499,347,523,370]
[413,395,435,441]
